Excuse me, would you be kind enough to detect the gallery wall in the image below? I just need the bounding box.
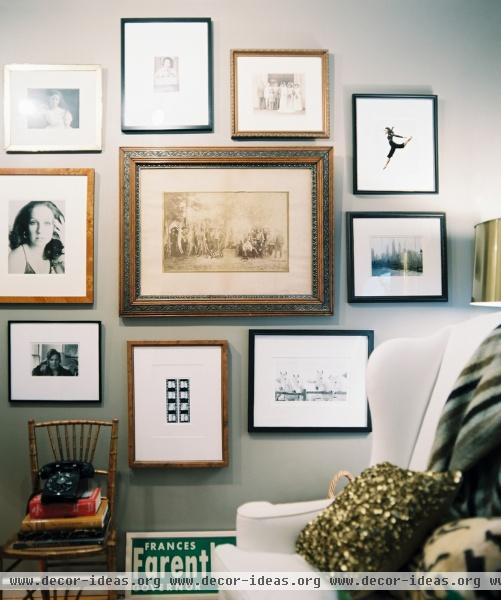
[1,0,501,561]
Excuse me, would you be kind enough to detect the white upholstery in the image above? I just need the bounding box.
[215,311,501,599]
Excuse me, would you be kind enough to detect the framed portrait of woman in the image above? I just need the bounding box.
[4,64,102,152]
[0,168,94,304]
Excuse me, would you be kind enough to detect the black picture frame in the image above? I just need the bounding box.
[347,212,448,303]
[8,321,102,403]
[353,94,438,194]
[248,329,373,433]
[121,18,213,133]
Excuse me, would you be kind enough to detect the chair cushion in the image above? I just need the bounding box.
[295,462,461,573]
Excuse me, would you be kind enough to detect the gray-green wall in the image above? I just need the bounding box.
[1,0,501,565]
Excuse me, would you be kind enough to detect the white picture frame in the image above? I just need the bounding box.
[4,64,102,152]
[9,321,101,403]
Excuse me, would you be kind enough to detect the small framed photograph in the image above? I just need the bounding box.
[231,49,329,138]
[0,168,94,304]
[120,146,333,317]
[121,18,213,132]
[128,340,228,468]
[4,64,102,152]
[347,212,448,302]
[248,330,373,433]
[8,321,101,403]
[353,94,438,194]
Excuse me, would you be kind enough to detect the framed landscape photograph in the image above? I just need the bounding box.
[119,146,333,317]
[121,18,213,132]
[353,94,438,194]
[4,64,102,152]
[9,321,101,403]
[347,212,448,302]
[0,168,94,303]
[248,329,373,432]
[231,49,329,138]
[128,341,228,468]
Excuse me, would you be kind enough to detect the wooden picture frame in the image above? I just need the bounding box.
[248,329,373,433]
[353,94,438,194]
[231,49,329,138]
[0,168,94,304]
[9,321,102,403]
[4,64,102,153]
[119,146,333,317]
[128,340,228,468]
[347,211,448,302]
[121,18,213,133]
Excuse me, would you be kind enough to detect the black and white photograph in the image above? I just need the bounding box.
[231,49,329,138]
[8,199,65,275]
[163,191,289,273]
[253,73,305,113]
[31,343,78,376]
[9,321,101,402]
[353,94,438,194]
[153,57,179,93]
[128,341,228,468]
[249,330,373,432]
[347,212,448,303]
[26,88,79,129]
[4,64,102,152]
[371,236,423,277]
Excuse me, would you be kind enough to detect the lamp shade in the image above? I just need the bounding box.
[471,218,501,306]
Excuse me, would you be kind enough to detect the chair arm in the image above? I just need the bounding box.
[236,498,331,554]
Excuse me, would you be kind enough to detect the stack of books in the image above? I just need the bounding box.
[14,488,110,549]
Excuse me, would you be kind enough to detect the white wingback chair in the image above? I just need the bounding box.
[213,311,501,599]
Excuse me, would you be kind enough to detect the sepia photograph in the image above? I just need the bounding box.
[370,235,423,277]
[8,199,65,275]
[274,357,348,402]
[166,378,191,423]
[163,191,289,273]
[31,343,78,376]
[253,73,305,113]
[153,56,179,93]
[26,88,80,129]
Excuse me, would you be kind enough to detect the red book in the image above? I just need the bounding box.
[29,487,101,519]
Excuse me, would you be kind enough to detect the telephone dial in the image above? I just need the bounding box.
[39,460,94,504]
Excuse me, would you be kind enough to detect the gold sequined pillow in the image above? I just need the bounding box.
[296,462,461,573]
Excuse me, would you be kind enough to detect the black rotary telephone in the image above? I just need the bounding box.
[39,460,94,504]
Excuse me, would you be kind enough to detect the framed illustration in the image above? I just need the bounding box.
[347,212,448,302]
[248,330,373,433]
[128,340,228,468]
[121,18,213,132]
[4,64,102,152]
[0,168,94,304]
[125,530,236,598]
[8,321,101,403]
[119,146,333,317]
[353,94,438,194]
[231,49,329,138]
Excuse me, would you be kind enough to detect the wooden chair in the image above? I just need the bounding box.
[0,419,119,600]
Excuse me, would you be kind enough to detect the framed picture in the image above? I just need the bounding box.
[119,146,333,317]
[121,18,213,133]
[231,49,329,138]
[128,340,228,468]
[0,168,94,304]
[347,212,448,302]
[4,64,102,152]
[248,329,373,433]
[125,530,236,598]
[353,94,438,194]
[8,321,101,403]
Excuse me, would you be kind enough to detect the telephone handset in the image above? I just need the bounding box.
[39,460,94,504]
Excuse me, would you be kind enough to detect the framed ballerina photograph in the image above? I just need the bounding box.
[352,94,438,194]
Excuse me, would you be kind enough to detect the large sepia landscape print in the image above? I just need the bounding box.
[163,191,289,273]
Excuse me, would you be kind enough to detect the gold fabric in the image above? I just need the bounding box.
[296,462,461,573]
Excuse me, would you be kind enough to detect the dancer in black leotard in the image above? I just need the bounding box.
[383,127,412,170]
